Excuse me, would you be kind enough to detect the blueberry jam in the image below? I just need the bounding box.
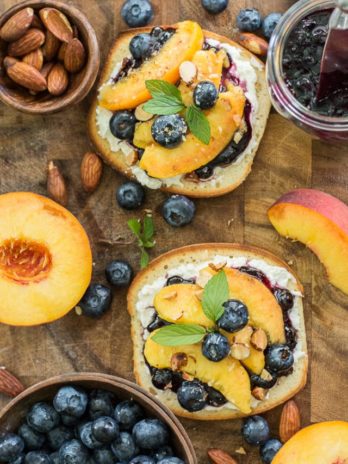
[283,10,348,117]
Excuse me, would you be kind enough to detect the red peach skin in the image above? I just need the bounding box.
[268,189,348,295]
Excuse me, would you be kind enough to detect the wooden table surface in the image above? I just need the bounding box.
[0,0,348,462]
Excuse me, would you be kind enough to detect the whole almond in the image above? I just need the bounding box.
[279,400,301,443]
[252,386,267,400]
[0,8,34,42]
[47,161,68,205]
[22,48,43,70]
[64,38,86,73]
[3,56,18,69]
[208,448,238,464]
[6,60,47,91]
[31,14,44,30]
[80,152,103,192]
[40,61,54,80]
[0,367,25,398]
[238,32,269,56]
[42,29,60,61]
[39,8,73,43]
[8,28,45,57]
[57,42,67,61]
[47,62,68,96]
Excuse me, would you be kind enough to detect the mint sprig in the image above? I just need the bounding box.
[128,215,155,269]
[151,324,206,346]
[202,270,229,322]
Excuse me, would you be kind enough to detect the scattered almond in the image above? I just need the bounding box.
[230,343,250,360]
[170,353,188,371]
[0,367,25,398]
[39,8,73,43]
[47,161,68,205]
[80,152,103,193]
[251,328,268,351]
[0,8,34,42]
[8,28,45,57]
[162,290,177,300]
[196,269,213,288]
[64,38,86,73]
[42,29,60,61]
[238,32,268,56]
[47,62,68,96]
[252,386,267,400]
[209,261,227,271]
[260,369,274,382]
[135,103,153,122]
[279,400,301,443]
[219,48,231,68]
[6,60,47,91]
[22,48,43,70]
[233,326,253,345]
[57,42,67,61]
[235,447,246,455]
[179,60,197,84]
[194,289,204,301]
[208,448,238,464]
[124,149,138,167]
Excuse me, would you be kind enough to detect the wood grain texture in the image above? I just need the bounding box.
[0,1,347,463]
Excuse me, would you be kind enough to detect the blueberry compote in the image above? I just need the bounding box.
[283,10,348,117]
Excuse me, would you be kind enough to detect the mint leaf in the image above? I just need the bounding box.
[146,80,182,101]
[185,105,211,145]
[143,96,185,115]
[202,270,229,322]
[152,324,206,346]
[128,216,156,269]
[127,219,141,237]
[143,215,154,242]
[140,249,149,269]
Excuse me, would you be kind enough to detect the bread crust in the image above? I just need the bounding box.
[127,243,308,420]
[88,25,271,198]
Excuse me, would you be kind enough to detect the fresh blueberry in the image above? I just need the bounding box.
[26,403,60,433]
[273,288,294,311]
[157,459,184,464]
[47,426,74,450]
[201,0,228,14]
[78,284,112,318]
[260,438,282,463]
[79,422,103,449]
[109,111,136,140]
[250,371,277,389]
[262,13,282,39]
[129,33,154,60]
[162,195,196,227]
[114,400,144,431]
[10,455,25,464]
[238,266,268,285]
[193,81,218,110]
[132,419,169,450]
[152,114,187,148]
[265,344,294,374]
[152,446,174,461]
[202,332,230,362]
[121,0,154,28]
[18,424,45,451]
[195,165,214,180]
[0,434,24,462]
[59,439,89,464]
[111,431,138,461]
[166,276,194,286]
[242,416,270,445]
[237,8,262,32]
[88,390,116,420]
[130,456,155,464]
[217,299,249,332]
[53,386,88,418]
[177,381,207,412]
[170,372,184,393]
[105,260,133,287]
[205,386,227,407]
[50,452,59,464]
[147,315,169,332]
[92,446,115,464]
[116,181,145,210]
[24,451,51,464]
[92,417,119,444]
[60,414,80,427]
[151,369,173,390]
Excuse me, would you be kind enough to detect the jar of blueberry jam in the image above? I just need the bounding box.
[267,0,348,141]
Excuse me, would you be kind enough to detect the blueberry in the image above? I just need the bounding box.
[242,416,270,445]
[10,455,25,464]
[177,381,207,412]
[50,452,59,464]
[166,276,194,286]
[202,332,230,362]
[24,451,51,464]
[78,284,112,318]
[265,344,294,374]
[205,386,227,407]
[193,81,218,109]
[105,260,133,287]
[195,165,214,180]
[121,0,154,27]
[92,417,119,444]
[157,459,184,464]
[27,403,60,433]
[152,446,174,461]
[147,315,169,332]
[151,26,163,38]
[162,195,196,227]
[114,400,144,431]
[18,424,45,451]
[47,426,74,450]
[217,299,249,332]
[92,447,115,464]
[250,371,277,389]
[132,419,169,450]
[54,386,88,418]
[273,288,294,311]
[79,422,103,450]
[262,13,282,39]
[201,0,228,14]
[151,369,173,390]
[116,181,145,210]
[59,440,89,464]
[60,414,80,427]
[260,439,282,464]
[111,432,138,461]
[130,456,155,464]
[129,33,154,60]
[0,434,24,462]
[237,9,262,32]
[88,390,116,420]
[152,114,187,148]
[109,111,136,140]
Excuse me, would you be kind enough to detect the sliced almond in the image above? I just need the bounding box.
[6,60,47,91]
[251,328,268,351]
[162,290,177,300]
[170,352,188,371]
[179,60,197,84]
[219,48,231,68]
[135,103,153,122]
[279,400,301,443]
[0,8,34,42]
[47,62,68,96]
[42,29,61,61]
[8,28,45,57]
[252,386,267,400]
[39,8,73,43]
[260,369,274,382]
[196,269,213,288]
[64,38,86,73]
[238,32,268,57]
[22,48,43,70]
[233,326,253,345]
[57,42,67,61]
[230,343,250,360]
[194,289,204,301]
[235,447,246,455]
[125,149,138,167]
[209,261,227,271]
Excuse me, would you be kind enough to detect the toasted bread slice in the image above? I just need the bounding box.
[127,244,308,420]
[88,26,271,198]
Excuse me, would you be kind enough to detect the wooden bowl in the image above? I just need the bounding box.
[0,373,197,463]
[0,0,100,114]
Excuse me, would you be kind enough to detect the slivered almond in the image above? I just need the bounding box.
[260,369,273,382]
[252,387,267,400]
[235,447,246,455]
[80,152,103,193]
[47,62,68,96]
[209,261,227,271]
[179,60,197,84]
[170,353,188,371]
[42,29,60,61]
[208,448,238,464]
[230,343,250,360]
[0,8,34,42]
[6,60,47,91]
[279,400,301,443]
[251,328,268,351]
[39,8,73,43]
[125,149,138,167]
[64,38,86,73]
[163,290,177,300]
[0,367,25,397]
[8,28,45,57]
[22,48,43,70]
[47,161,68,205]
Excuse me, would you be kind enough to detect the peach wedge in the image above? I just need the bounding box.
[0,192,92,326]
[268,189,348,295]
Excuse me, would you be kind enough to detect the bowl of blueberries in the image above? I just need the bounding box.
[0,373,196,464]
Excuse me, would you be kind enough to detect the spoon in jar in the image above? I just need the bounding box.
[317,0,348,101]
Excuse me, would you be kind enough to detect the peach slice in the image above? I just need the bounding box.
[273,421,348,464]
[268,189,348,295]
[0,192,92,326]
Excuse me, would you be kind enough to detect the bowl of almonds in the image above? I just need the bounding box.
[0,0,100,114]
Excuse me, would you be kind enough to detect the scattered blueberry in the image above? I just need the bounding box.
[260,438,282,463]
[262,12,282,38]
[116,181,145,210]
[105,260,133,287]
[201,0,228,14]
[109,111,136,140]
[205,386,227,407]
[152,446,174,461]
[60,414,80,427]
[53,385,88,418]
[133,419,169,450]
[157,459,184,464]
[59,439,89,464]
[202,332,230,362]
[79,422,104,449]
[78,284,112,318]
[24,451,51,464]
[0,434,24,462]
[162,195,196,228]
[50,452,59,464]
[47,426,74,450]
[265,344,294,374]
[193,81,218,110]
[26,403,60,433]
[130,456,156,464]
[121,0,154,28]
[93,446,115,464]
[10,455,25,464]
[177,381,206,412]
[237,8,262,32]
[151,369,173,390]
[152,115,187,148]
[130,33,154,60]
[111,431,138,461]
[114,400,144,431]
[18,424,45,451]
[217,299,249,332]
[250,371,277,389]
[88,390,116,420]
[92,416,119,444]
[273,288,294,311]
[242,416,270,445]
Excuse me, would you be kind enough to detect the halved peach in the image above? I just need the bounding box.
[268,189,348,295]
[0,192,92,326]
[273,421,348,464]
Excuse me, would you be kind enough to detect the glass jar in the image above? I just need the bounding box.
[267,0,348,141]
